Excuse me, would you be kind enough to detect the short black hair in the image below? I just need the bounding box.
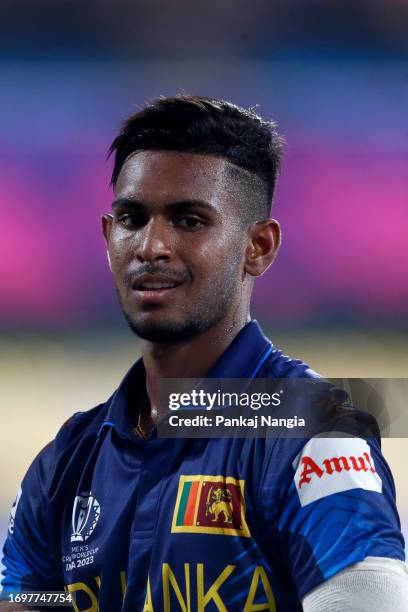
[109,95,284,218]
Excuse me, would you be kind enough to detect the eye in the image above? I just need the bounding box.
[117,213,146,230]
[176,216,204,230]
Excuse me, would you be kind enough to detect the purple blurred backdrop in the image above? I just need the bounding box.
[1,0,407,328]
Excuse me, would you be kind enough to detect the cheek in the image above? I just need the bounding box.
[190,233,245,276]
[109,229,135,267]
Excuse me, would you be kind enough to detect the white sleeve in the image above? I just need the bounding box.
[302,556,408,612]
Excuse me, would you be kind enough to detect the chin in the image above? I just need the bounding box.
[125,315,205,343]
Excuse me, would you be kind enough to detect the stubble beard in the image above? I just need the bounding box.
[118,267,242,343]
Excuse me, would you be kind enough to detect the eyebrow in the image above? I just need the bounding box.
[111,196,217,214]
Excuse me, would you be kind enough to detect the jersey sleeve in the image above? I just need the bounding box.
[265,435,405,600]
[1,442,63,593]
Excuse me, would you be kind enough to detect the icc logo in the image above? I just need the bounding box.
[71,491,100,543]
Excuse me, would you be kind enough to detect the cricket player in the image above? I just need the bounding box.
[1,96,407,611]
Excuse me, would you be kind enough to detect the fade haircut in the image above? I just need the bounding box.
[109,95,284,220]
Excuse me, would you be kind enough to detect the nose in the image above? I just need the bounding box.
[135,218,172,264]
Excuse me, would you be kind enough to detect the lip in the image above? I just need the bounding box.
[131,273,183,302]
[133,286,179,303]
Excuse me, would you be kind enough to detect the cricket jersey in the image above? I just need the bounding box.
[1,320,405,611]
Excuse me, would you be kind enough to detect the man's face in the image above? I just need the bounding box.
[103,150,248,342]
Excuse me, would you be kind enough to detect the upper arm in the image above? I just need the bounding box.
[1,443,63,593]
[262,435,405,599]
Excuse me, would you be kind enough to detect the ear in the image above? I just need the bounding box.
[244,219,281,277]
[102,214,114,270]
[102,213,113,245]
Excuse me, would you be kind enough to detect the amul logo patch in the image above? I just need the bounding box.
[171,475,250,536]
[294,437,382,507]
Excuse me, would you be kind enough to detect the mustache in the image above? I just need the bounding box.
[123,265,190,288]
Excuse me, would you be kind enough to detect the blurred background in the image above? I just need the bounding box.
[1,0,407,572]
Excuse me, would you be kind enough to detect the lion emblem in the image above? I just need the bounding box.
[205,486,233,523]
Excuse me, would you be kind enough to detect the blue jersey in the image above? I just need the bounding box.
[1,321,405,610]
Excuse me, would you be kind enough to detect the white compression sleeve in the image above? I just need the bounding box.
[302,556,408,612]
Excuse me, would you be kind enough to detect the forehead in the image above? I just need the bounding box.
[115,150,232,206]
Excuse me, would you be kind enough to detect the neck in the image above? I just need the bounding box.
[142,312,250,419]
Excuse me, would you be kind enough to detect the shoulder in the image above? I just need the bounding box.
[55,401,109,448]
[260,344,321,379]
[24,400,110,497]
[1,403,112,593]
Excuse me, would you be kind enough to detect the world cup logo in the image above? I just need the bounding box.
[71,491,100,543]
